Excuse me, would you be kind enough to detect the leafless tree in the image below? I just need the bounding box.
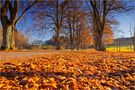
[0,0,37,50]
[63,0,90,50]
[32,0,68,50]
[85,0,132,51]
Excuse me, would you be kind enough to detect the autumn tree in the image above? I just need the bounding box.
[86,0,132,51]
[33,0,68,50]
[33,0,91,50]
[103,24,114,46]
[15,31,29,49]
[0,0,36,50]
[63,0,88,50]
[80,27,92,49]
[63,0,76,50]
[75,11,92,50]
[0,28,28,49]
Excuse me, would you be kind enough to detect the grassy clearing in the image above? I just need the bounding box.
[106,45,134,52]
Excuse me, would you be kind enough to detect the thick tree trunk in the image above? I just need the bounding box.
[2,27,15,50]
[0,1,17,50]
[1,24,16,50]
[55,35,60,50]
[0,0,35,50]
[1,15,10,50]
[10,26,15,50]
[1,24,11,50]
[1,17,16,50]
[93,33,105,51]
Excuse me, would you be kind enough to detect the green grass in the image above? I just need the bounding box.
[106,45,134,52]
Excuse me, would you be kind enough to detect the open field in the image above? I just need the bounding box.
[106,46,134,52]
[0,51,135,89]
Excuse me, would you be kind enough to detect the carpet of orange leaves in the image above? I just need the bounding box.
[0,51,135,90]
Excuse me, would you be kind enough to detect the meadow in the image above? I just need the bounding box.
[106,45,134,52]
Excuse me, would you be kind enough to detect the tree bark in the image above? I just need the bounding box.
[93,33,105,51]
[10,26,15,50]
[1,22,15,50]
[55,37,60,50]
[1,26,15,50]
[0,0,36,50]
[0,0,17,50]
[69,28,74,50]
[1,14,10,50]
[55,35,60,50]
[55,25,61,50]
[1,24,10,50]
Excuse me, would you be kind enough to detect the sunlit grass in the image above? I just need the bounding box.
[106,45,134,52]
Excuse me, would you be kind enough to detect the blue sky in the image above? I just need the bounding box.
[114,0,135,38]
[115,12,135,38]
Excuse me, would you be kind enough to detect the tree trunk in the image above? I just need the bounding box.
[76,29,80,50]
[1,15,10,50]
[55,34,60,50]
[10,26,15,50]
[1,24,16,50]
[68,17,74,50]
[1,17,16,50]
[55,26,61,50]
[69,26,74,50]
[93,33,105,51]
[1,24,11,50]
[56,38,60,50]
[80,36,83,50]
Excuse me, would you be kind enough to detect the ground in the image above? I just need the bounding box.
[0,50,135,90]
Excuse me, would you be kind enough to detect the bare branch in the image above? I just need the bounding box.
[3,0,9,11]
[15,0,37,24]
